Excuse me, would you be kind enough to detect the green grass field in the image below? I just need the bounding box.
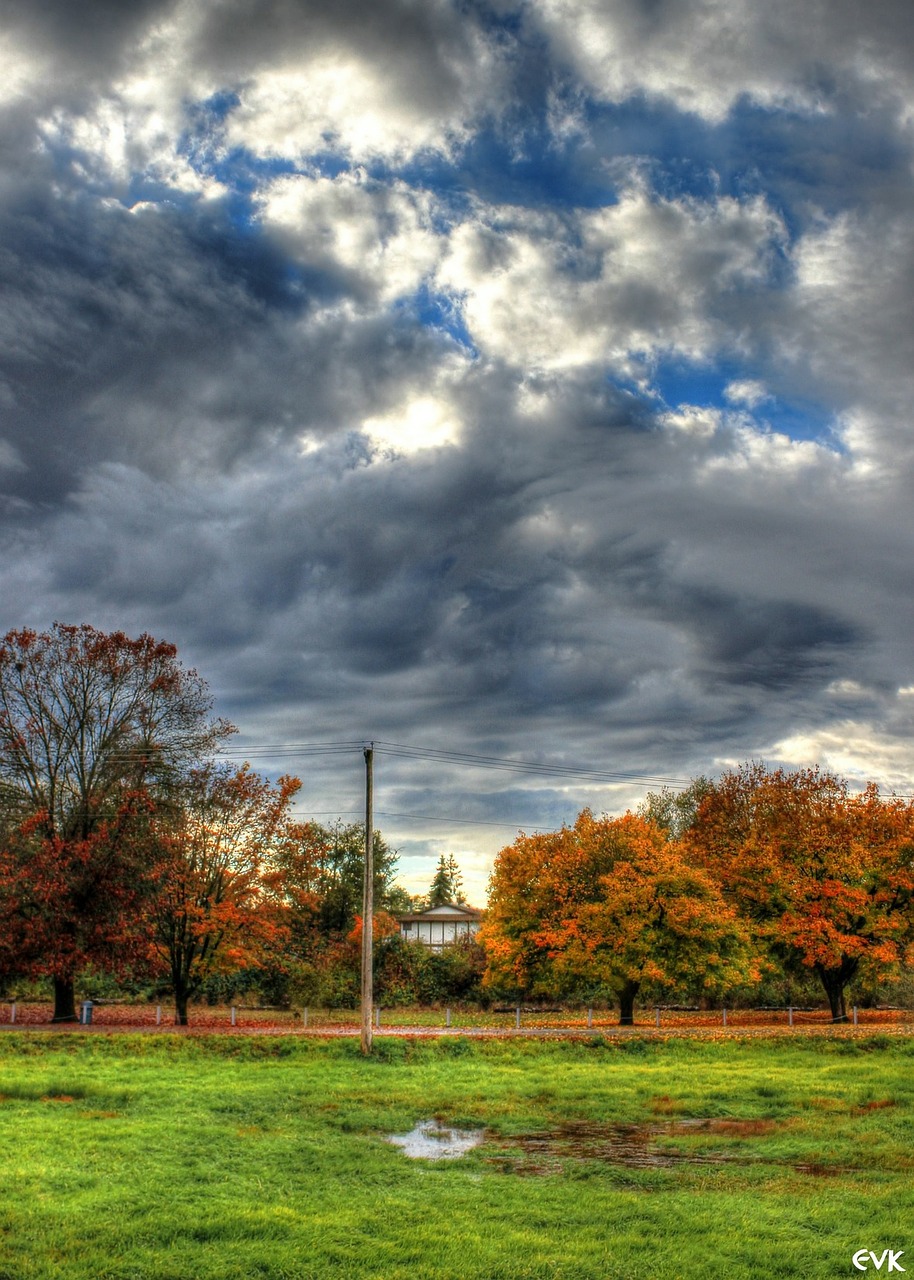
[0,1033,910,1279]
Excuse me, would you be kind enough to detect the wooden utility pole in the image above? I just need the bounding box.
[360,743,374,1055]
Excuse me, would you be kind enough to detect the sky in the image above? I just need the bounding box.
[2,0,914,903]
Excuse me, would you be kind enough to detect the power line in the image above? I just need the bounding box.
[372,740,695,787]
[377,809,551,830]
[290,808,538,830]
[111,736,914,799]
[206,736,697,788]
[215,741,364,760]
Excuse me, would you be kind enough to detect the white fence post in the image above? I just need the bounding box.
[230,1006,237,1027]
[375,1005,381,1029]
[788,1006,793,1027]
[516,1006,521,1030]
[853,1006,858,1027]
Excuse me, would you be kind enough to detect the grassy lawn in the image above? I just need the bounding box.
[0,1033,910,1279]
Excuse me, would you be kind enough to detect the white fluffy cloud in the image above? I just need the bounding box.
[22,0,508,204]
[203,0,505,163]
[224,51,484,164]
[257,171,442,305]
[437,185,785,372]
[784,209,914,468]
[769,715,914,794]
[361,394,462,454]
[534,0,914,125]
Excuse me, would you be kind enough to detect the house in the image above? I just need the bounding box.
[395,902,483,949]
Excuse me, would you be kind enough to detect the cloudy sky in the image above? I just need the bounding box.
[2,0,914,900]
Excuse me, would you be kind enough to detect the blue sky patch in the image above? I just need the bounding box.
[652,356,834,444]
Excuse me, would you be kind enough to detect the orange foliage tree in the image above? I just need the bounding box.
[0,624,229,1020]
[482,810,754,1024]
[150,763,300,1025]
[686,764,914,1021]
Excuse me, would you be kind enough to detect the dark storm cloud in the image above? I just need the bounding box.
[16,368,878,773]
[2,0,914,900]
[0,151,468,507]
[0,190,300,503]
[2,0,173,88]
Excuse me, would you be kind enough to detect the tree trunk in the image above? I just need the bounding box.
[618,980,640,1026]
[174,989,189,1026]
[815,962,856,1024]
[52,975,77,1022]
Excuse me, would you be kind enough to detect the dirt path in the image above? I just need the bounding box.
[3,1020,912,1040]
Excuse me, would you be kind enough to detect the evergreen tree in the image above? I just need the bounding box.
[426,853,465,907]
[446,853,464,903]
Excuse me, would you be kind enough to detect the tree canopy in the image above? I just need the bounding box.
[0,624,231,1019]
[150,763,300,1025]
[482,809,754,1022]
[685,764,914,1020]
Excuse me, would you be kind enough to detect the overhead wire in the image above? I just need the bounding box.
[204,735,697,788]
[371,739,695,787]
[106,737,914,831]
[290,808,542,831]
[214,740,365,760]
[104,736,701,832]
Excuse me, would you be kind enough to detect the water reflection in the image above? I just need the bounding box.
[387,1118,486,1160]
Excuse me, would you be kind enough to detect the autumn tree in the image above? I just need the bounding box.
[0,624,230,1020]
[150,763,300,1025]
[265,820,404,1006]
[275,821,400,938]
[482,810,620,1002]
[482,809,753,1023]
[686,765,914,1021]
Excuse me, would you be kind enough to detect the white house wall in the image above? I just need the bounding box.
[401,920,480,948]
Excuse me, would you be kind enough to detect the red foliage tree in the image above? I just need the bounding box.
[0,624,230,1019]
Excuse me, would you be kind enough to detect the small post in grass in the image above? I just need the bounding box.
[587,1006,593,1029]
[853,1006,858,1027]
[722,1007,727,1028]
[375,1005,381,1029]
[516,1005,521,1030]
[788,1006,793,1028]
[302,1008,309,1029]
[156,1005,162,1026]
[9,1001,15,1025]
[231,1006,237,1027]
[655,1006,661,1029]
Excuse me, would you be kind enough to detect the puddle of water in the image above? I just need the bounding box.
[387,1119,486,1160]
[488,1121,707,1171]
[385,1117,856,1178]
[485,1120,854,1178]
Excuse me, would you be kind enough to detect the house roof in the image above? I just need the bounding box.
[396,901,483,923]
